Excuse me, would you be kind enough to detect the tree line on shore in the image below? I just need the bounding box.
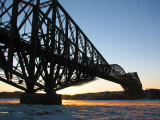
[62,89,160,100]
[0,89,160,100]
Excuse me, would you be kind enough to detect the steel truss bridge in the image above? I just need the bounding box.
[0,0,143,97]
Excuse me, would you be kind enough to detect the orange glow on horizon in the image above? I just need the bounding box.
[0,99,20,104]
[57,79,124,95]
[0,78,160,95]
[62,100,160,106]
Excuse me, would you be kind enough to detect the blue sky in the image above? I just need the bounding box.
[57,0,160,94]
[0,0,160,94]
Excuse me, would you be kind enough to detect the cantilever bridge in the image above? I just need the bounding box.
[0,0,142,97]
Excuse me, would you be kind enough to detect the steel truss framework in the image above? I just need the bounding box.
[0,0,142,97]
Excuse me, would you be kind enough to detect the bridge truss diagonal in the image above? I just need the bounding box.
[0,0,143,97]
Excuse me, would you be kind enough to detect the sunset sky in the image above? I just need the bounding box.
[0,0,160,95]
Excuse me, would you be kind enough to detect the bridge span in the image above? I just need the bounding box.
[0,0,143,103]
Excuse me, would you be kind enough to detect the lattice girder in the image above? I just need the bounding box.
[0,0,143,97]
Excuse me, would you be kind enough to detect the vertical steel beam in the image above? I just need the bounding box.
[96,54,99,75]
[58,32,61,56]
[75,27,78,63]
[8,0,19,81]
[84,36,88,79]
[46,19,50,49]
[91,46,94,76]
[27,0,39,93]
[47,0,57,94]
[64,16,69,83]
[75,27,79,80]
[65,19,68,56]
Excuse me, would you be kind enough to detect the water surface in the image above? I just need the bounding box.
[0,99,159,119]
[0,99,160,106]
[62,99,160,106]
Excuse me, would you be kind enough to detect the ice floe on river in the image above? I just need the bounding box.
[0,100,160,120]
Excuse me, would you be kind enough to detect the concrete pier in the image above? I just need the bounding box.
[20,93,62,105]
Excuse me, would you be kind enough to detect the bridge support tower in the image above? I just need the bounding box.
[20,93,62,105]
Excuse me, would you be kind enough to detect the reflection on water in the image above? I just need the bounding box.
[62,100,160,106]
[0,99,20,104]
[0,99,160,120]
[0,112,9,114]
[0,99,160,106]
[62,100,160,119]
[0,99,159,119]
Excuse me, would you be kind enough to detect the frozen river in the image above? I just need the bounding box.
[0,99,160,120]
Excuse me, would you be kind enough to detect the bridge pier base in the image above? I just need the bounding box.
[20,93,62,105]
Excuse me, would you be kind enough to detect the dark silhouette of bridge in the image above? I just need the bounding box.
[0,0,142,98]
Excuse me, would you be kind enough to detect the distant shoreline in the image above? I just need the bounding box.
[0,89,160,100]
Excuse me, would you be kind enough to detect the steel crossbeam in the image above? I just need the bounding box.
[0,0,143,97]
